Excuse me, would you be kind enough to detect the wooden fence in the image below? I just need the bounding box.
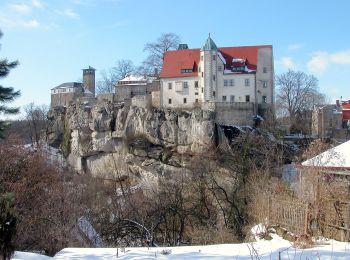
[253,195,350,241]
[319,200,350,241]
[253,194,308,235]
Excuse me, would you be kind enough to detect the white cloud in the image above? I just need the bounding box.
[23,19,40,28]
[59,8,79,18]
[307,50,350,75]
[329,50,350,64]
[32,0,43,8]
[10,3,31,14]
[0,14,40,29]
[278,57,297,70]
[307,52,328,75]
[288,43,303,51]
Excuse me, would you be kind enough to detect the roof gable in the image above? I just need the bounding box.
[160,49,200,78]
[302,140,350,168]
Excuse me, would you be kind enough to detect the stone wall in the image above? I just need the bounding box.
[152,91,160,108]
[97,93,115,103]
[131,95,152,109]
[202,102,256,125]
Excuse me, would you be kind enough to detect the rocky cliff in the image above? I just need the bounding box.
[48,102,217,184]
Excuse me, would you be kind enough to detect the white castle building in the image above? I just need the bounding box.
[159,35,274,122]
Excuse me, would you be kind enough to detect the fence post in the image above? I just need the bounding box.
[267,196,271,225]
[304,203,309,235]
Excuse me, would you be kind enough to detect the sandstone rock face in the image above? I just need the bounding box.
[48,102,216,184]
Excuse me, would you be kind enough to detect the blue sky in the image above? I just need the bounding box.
[1,0,349,117]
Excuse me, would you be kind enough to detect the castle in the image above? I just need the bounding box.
[159,35,274,123]
[50,35,275,125]
[51,66,96,107]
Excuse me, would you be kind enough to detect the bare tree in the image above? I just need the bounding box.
[24,103,49,146]
[139,33,180,76]
[96,59,135,94]
[276,70,325,132]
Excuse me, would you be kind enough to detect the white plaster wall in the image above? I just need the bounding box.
[161,76,200,108]
[217,74,256,102]
[256,48,274,105]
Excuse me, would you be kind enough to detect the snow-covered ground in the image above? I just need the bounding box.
[12,225,350,259]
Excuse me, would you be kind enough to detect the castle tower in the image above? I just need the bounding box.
[83,66,96,96]
[200,34,218,102]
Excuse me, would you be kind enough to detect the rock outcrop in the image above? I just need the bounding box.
[48,102,216,184]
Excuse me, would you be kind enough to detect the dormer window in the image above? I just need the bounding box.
[181,69,193,73]
[232,66,245,72]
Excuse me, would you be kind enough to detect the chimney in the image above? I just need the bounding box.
[83,66,96,96]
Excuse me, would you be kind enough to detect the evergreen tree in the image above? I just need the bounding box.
[0,192,16,260]
[0,30,20,138]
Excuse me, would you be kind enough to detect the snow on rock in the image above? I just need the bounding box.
[12,251,52,260]
[78,216,104,248]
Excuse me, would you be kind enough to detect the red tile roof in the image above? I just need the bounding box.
[343,110,350,120]
[160,45,272,78]
[160,49,200,78]
[342,103,350,110]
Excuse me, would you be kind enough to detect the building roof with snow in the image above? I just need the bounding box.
[160,45,272,78]
[117,75,156,86]
[302,140,350,170]
[51,82,83,90]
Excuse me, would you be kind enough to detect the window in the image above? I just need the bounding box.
[263,81,268,88]
[201,56,203,61]
[195,81,198,88]
[245,95,250,102]
[168,98,172,104]
[183,82,188,88]
[168,82,172,90]
[213,75,215,81]
[199,66,201,72]
[218,65,222,72]
[222,95,227,101]
[224,79,228,86]
[245,78,250,86]
[229,79,234,86]
[212,55,216,60]
[213,91,216,97]
[195,92,199,95]
[201,72,203,78]
[262,96,267,103]
[181,69,193,73]
[201,88,203,93]
[195,99,199,103]
[230,95,235,102]
[263,67,267,73]
[183,98,187,104]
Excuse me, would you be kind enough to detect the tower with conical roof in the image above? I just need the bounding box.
[200,33,218,102]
